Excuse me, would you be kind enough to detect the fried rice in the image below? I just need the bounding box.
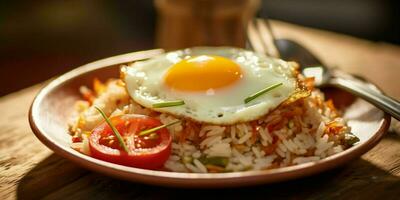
[69,78,358,173]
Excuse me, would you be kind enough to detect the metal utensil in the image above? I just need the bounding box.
[247,19,400,120]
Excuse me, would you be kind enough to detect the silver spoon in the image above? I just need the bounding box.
[248,19,400,120]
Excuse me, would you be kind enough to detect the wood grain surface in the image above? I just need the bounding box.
[1,21,400,199]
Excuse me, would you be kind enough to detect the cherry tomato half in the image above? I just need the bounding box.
[89,114,172,170]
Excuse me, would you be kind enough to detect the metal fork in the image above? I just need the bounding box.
[247,18,280,58]
[247,18,400,121]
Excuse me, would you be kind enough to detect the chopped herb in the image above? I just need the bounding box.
[244,83,283,103]
[94,106,130,153]
[199,156,229,167]
[345,133,360,146]
[139,120,181,136]
[152,100,185,108]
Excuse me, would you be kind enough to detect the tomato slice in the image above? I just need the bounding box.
[89,114,172,170]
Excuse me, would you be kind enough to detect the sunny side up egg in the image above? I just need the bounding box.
[121,47,300,125]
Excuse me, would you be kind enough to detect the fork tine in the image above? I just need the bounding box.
[256,19,281,58]
[247,19,268,55]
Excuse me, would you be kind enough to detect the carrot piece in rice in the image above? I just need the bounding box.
[250,121,259,144]
[80,86,96,104]
[267,118,287,132]
[325,99,338,117]
[263,142,278,155]
[304,77,315,91]
[326,121,344,135]
[93,78,106,95]
[206,164,225,173]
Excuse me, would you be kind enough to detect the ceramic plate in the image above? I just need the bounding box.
[29,49,391,188]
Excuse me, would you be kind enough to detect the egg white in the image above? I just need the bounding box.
[122,47,299,124]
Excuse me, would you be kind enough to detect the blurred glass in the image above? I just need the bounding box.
[155,0,260,50]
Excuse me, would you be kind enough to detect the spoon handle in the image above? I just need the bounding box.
[330,77,400,120]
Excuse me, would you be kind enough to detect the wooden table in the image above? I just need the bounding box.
[1,21,400,199]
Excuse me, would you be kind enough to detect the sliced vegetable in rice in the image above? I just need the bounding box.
[198,156,229,168]
[345,133,360,146]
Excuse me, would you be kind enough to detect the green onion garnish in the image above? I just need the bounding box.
[345,132,360,146]
[152,100,185,108]
[94,106,130,153]
[139,120,181,136]
[244,83,283,104]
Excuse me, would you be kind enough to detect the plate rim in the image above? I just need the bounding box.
[28,49,391,188]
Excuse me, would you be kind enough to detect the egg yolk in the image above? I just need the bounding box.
[164,55,242,92]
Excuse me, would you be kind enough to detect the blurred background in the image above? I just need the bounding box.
[1,0,399,96]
